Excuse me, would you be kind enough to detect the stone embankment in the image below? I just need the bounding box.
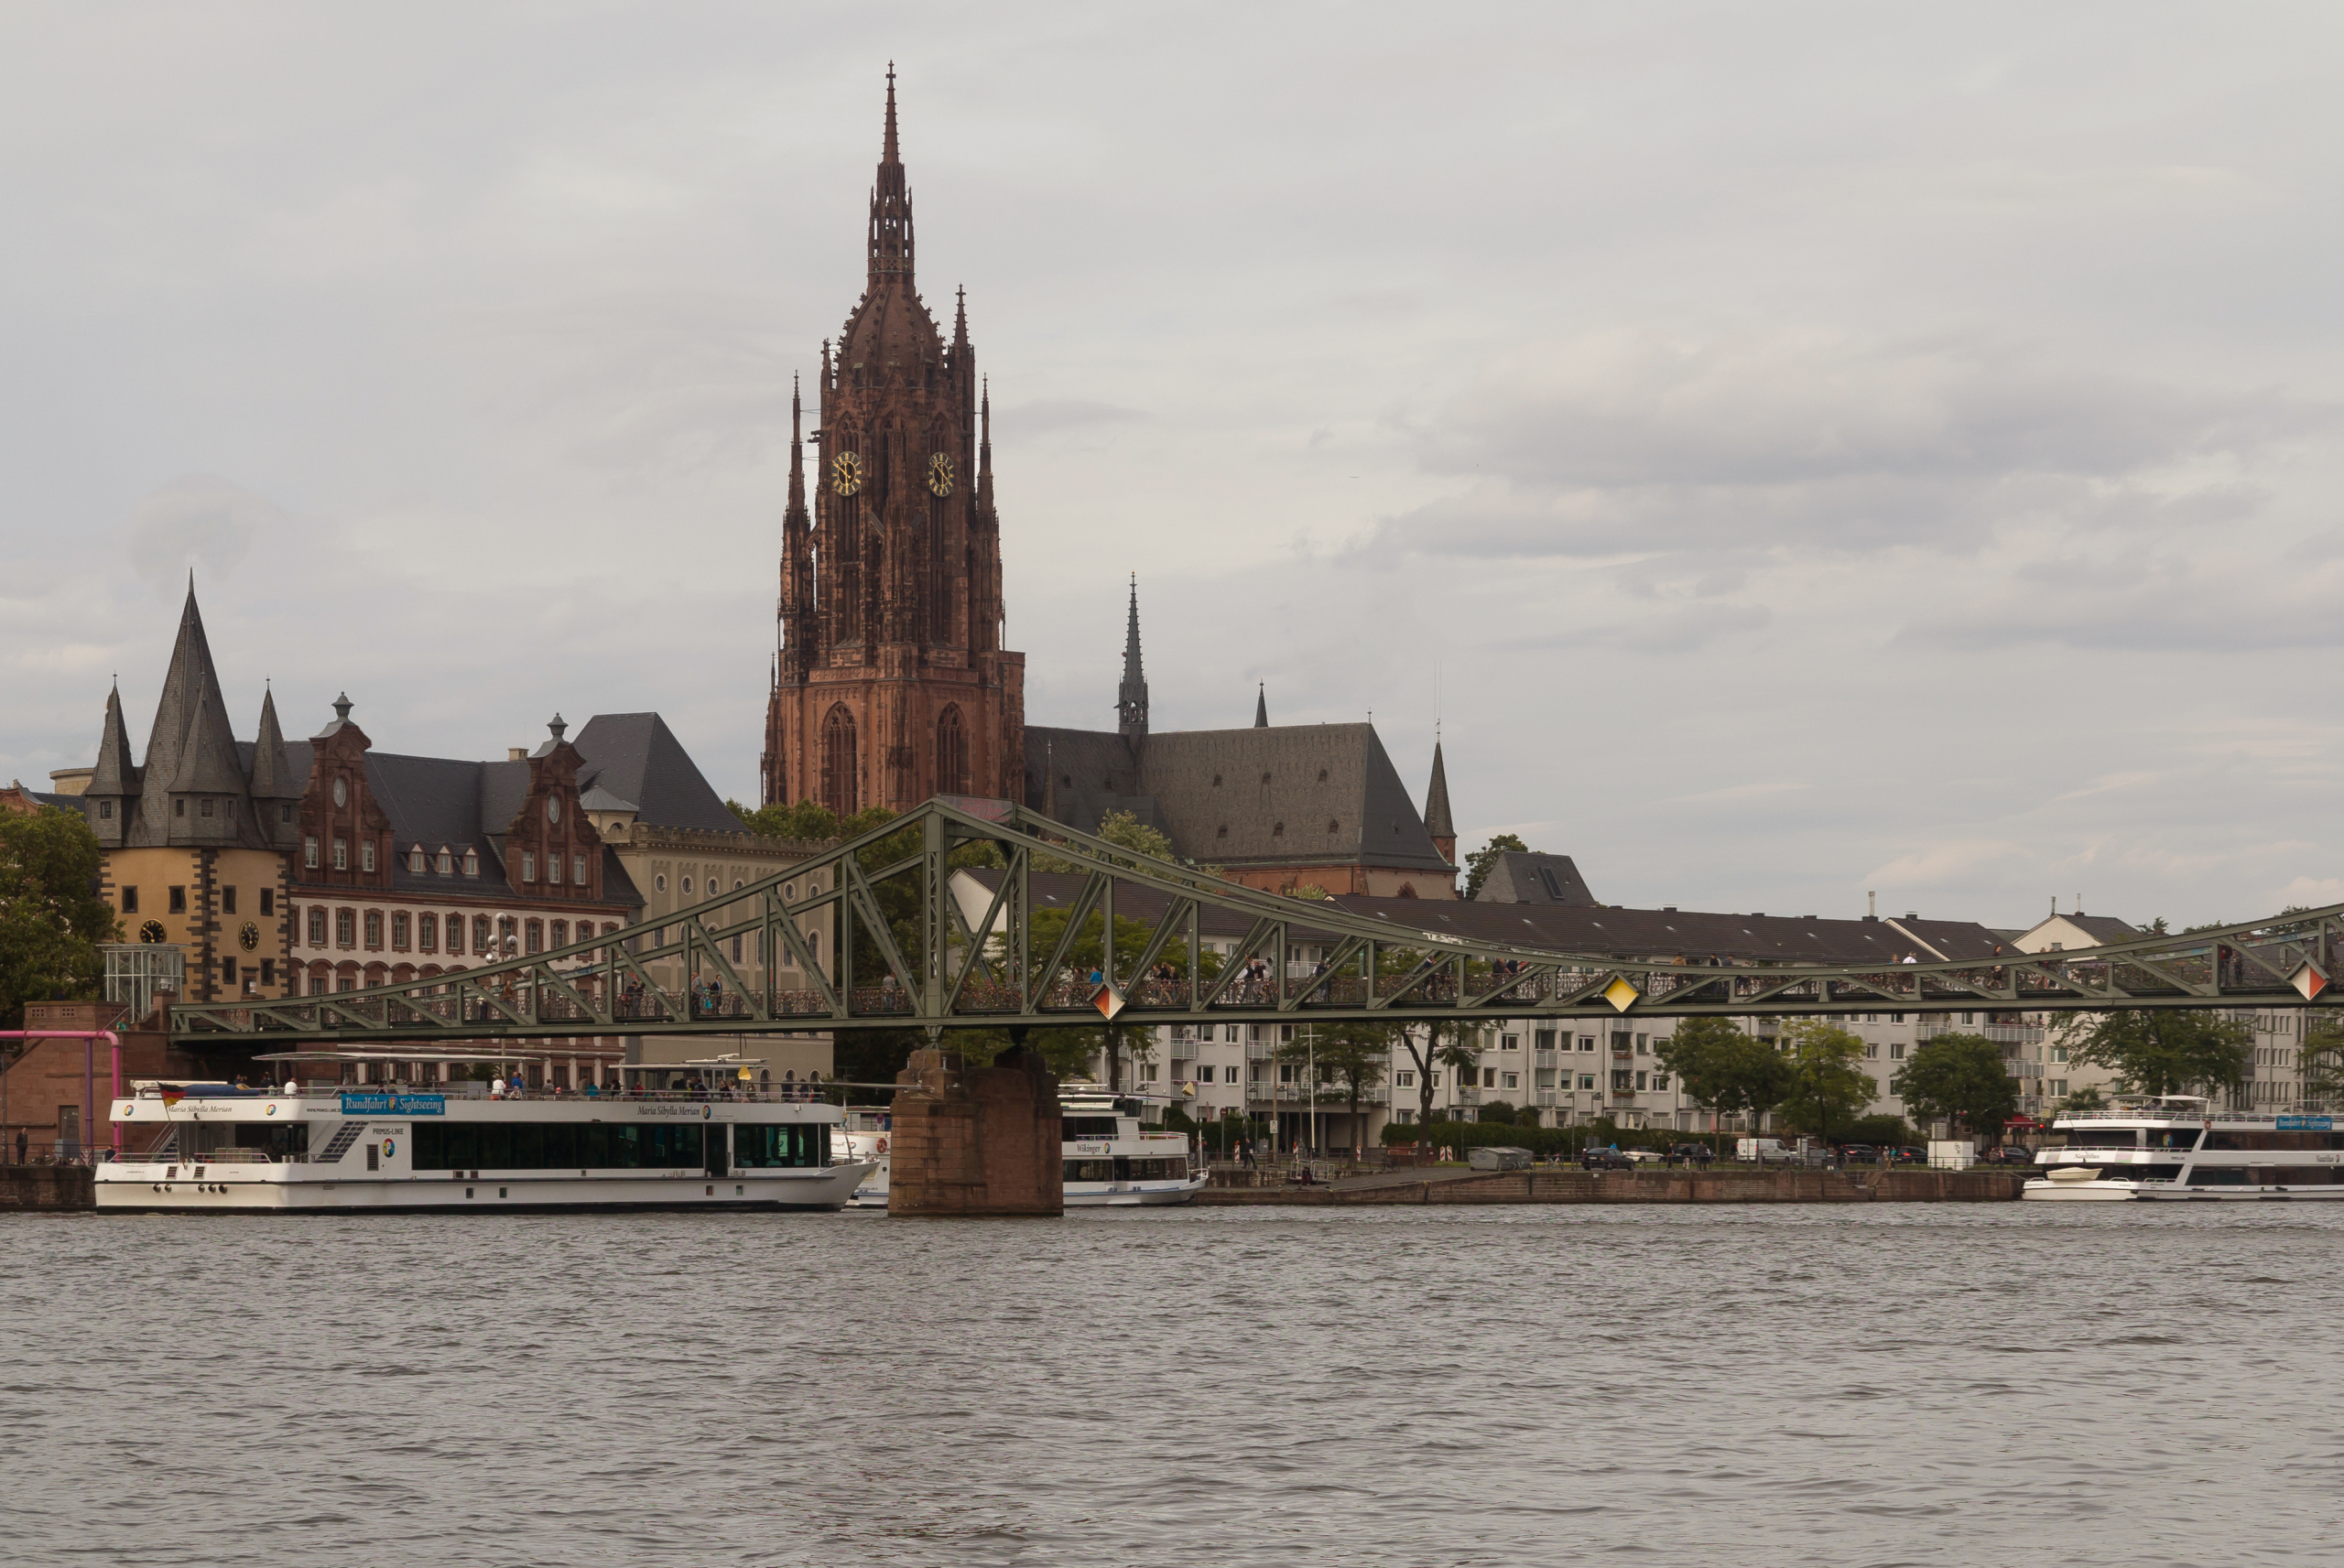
[1197,1167,2025,1206]
[0,1166,94,1211]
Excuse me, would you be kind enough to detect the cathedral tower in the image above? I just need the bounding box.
[762,68,1025,814]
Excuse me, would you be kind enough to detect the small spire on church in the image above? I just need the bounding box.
[953,285,968,348]
[1253,682,1268,728]
[1118,574,1148,740]
[884,61,898,163]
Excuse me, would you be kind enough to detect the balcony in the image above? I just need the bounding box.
[1169,1039,1199,1063]
[1454,1086,1481,1106]
[1244,1041,1276,1061]
[1536,1090,1557,1108]
[1535,1050,1560,1069]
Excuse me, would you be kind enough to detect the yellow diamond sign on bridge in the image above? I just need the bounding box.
[1601,976,1641,1012]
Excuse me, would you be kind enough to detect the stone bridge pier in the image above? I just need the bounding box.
[886,1043,1063,1217]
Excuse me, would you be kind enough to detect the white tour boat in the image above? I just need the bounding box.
[96,1054,873,1213]
[833,1107,892,1209]
[2023,1095,2344,1202]
[1059,1088,1207,1206]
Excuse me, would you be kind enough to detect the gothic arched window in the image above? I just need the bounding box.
[936,705,968,796]
[821,704,859,818]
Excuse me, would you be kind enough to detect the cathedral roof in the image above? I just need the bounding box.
[1025,721,1451,874]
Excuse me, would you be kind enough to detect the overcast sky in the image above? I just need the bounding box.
[5,3,2342,930]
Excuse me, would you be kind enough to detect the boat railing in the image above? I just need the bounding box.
[145,1084,848,1108]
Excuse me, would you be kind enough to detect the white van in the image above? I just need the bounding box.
[1735,1137,1797,1164]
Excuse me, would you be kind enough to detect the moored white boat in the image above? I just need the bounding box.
[834,1107,892,1208]
[2023,1096,2344,1202]
[95,1054,872,1213]
[1059,1088,1206,1206]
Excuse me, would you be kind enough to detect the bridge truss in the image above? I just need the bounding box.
[167,796,2344,1047]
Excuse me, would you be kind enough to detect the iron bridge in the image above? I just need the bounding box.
[166,797,2344,1047]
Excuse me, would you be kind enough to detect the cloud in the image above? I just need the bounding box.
[126,475,284,587]
[1862,839,2026,886]
[1003,399,1146,436]
[1369,329,2321,561]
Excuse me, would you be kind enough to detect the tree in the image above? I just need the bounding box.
[1891,1033,2020,1143]
[1277,1021,1394,1154]
[1395,1018,1483,1130]
[1461,833,1527,902]
[0,806,119,1031]
[1775,1020,1873,1145]
[2302,1015,2344,1109]
[2055,1010,2250,1100]
[1655,1017,1792,1137]
[1034,809,1177,874]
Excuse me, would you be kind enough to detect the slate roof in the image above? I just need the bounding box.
[2062,914,2143,945]
[1024,721,1449,873]
[570,714,743,833]
[1474,850,1599,906]
[962,869,2008,970]
[1332,895,2006,967]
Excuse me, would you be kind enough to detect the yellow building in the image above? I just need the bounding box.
[77,587,298,1003]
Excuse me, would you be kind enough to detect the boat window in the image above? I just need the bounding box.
[411,1122,706,1171]
[2187,1168,2251,1185]
[2145,1129,2201,1151]
[2065,1130,2141,1148]
[1064,1159,1115,1182]
[2203,1130,2339,1152]
[732,1124,827,1169]
[1062,1116,1120,1139]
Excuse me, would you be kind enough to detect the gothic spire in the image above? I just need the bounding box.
[977,376,993,508]
[1253,682,1268,728]
[787,373,807,515]
[1117,574,1149,739]
[868,63,914,286]
[953,284,969,349]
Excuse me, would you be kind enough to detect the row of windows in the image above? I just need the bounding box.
[514,849,590,886]
[116,886,275,918]
[299,908,618,955]
[409,1121,827,1172]
[1064,1158,1187,1182]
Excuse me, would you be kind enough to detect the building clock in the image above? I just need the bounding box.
[239,921,260,952]
[138,920,167,944]
[928,452,955,496]
[831,451,864,495]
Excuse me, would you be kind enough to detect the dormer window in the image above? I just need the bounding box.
[462,849,479,877]
[199,798,212,818]
[408,846,425,874]
[522,851,537,882]
[361,841,376,873]
[437,847,452,874]
[98,800,114,820]
[547,852,562,885]
[573,853,587,884]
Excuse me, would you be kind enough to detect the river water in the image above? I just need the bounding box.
[2,1204,2336,1566]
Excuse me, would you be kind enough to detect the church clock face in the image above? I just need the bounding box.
[239,921,260,952]
[831,450,864,496]
[928,452,955,497]
[138,920,166,945]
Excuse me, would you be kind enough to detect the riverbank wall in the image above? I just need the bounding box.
[1197,1168,2026,1206]
[0,1166,94,1211]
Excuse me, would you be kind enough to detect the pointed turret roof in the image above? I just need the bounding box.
[143,582,244,797]
[1253,683,1268,728]
[1423,739,1455,842]
[87,683,137,798]
[1117,575,1149,738]
[866,62,914,287]
[248,687,299,799]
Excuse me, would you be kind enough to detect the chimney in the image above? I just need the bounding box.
[509,748,527,762]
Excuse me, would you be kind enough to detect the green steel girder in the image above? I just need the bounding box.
[163,795,2344,1048]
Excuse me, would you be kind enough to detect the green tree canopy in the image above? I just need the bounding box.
[1774,1020,1873,1143]
[0,806,119,1030]
[1461,834,1527,902]
[1890,1032,2020,1141]
[1655,1017,1792,1129]
[1394,1018,1482,1129]
[1277,1020,1394,1153]
[2055,1010,2250,1098]
[2302,1015,2344,1108]
[1034,809,1177,874]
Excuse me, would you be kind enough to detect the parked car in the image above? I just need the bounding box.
[1664,1143,1714,1167]
[1980,1146,2039,1167]
[1837,1143,1879,1165]
[1888,1146,1927,1165]
[1580,1146,1634,1172]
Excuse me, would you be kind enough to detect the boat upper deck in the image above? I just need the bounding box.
[116,1082,846,1125]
